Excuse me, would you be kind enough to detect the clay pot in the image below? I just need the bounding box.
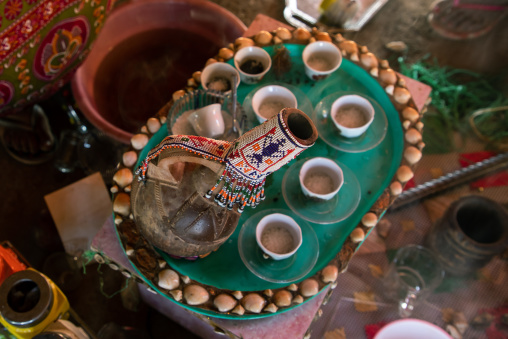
[427,195,508,276]
[71,0,246,144]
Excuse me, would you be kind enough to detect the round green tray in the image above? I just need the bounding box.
[120,42,404,319]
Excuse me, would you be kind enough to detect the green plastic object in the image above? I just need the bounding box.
[123,44,403,319]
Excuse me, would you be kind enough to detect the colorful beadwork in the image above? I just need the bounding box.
[225,112,308,183]
[135,134,232,180]
[136,111,313,212]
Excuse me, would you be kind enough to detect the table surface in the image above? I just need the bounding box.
[0,1,504,337]
[308,144,508,338]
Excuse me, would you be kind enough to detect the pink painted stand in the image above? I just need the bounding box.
[91,14,431,338]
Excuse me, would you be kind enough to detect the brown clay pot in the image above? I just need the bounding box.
[72,0,247,144]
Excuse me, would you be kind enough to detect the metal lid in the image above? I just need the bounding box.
[0,269,53,327]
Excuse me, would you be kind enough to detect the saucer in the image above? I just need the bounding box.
[243,82,313,125]
[238,208,319,283]
[312,91,388,153]
[282,158,361,224]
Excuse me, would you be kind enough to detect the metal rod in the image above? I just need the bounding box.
[389,152,508,210]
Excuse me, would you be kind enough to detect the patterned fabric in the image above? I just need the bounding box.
[137,111,314,212]
[0,0,118,115]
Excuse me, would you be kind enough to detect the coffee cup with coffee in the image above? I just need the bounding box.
[330,94,374,138]
[255,213,302,260]
[251,85,297,124]
[234,46,271,85]
[302,41,342,81]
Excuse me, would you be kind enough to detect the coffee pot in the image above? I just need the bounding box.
[131,108,318,258]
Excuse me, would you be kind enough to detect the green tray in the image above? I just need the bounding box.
[123,43,404,319]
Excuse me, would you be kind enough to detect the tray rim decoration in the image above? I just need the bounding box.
[107,27,426,318]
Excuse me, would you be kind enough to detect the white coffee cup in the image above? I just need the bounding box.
[234,46,272,85]
[374,319,452,339]
[330,94,375,138]
[255,213,302,260]
[201,62,240,93]
[251,85,298,123]
[299,157,343,201]
[302,41,342,80]
[187,103,225,138]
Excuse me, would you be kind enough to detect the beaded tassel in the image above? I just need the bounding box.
[233,179,245,204]
[241,183,254,207]
[225,177,237,210]
[217,170,234,207]
[230,178,244,207]
[248,182,264,208]
[206,169,227,199]
[260,185,266,201]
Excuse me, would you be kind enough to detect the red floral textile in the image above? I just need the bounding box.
[365,321,388,339]
[482,305,508,339]
[0,0,118,115]
[459,151,508,189]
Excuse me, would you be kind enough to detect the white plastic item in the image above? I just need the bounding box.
[374,319,453,339]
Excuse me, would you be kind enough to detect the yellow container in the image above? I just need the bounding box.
[319,0,359,27]
[0,268,69,338]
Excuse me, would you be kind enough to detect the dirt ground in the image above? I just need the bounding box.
[210,0,508,153]
[210,0,432,68]
[211,0,508,80]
